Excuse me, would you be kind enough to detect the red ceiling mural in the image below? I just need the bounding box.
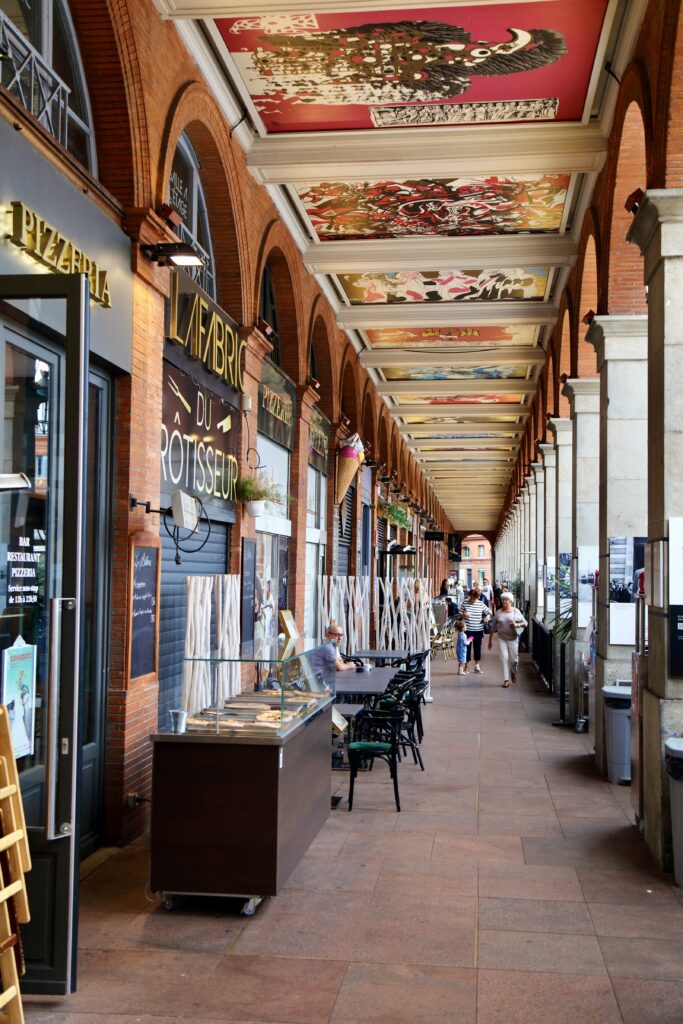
[216,1,610,133]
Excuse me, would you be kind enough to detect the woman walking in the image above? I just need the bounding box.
[487,592,527,688]
[459,587,490,673]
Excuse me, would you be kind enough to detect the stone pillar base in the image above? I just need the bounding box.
[641,687,683,870]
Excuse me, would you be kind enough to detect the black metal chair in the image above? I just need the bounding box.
[347,708,404,812]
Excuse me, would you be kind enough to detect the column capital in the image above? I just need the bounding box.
[547,417,573,444]
[538,443,556,468]
[628,189,683,282]
[241,325,273,380]
[296,382,321,423]
[561,377,599,415]
[530,461,544,478]
[586,315,648,369]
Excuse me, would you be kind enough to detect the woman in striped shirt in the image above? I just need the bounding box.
[459,588,491,674]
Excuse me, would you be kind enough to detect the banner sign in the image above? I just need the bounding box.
[258,360,296,450]
[160,357,239,515]
[166,270,245,396]
[309,406,330,474]
[1,637,36,759]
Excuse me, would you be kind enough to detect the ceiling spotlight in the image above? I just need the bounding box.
[140,242,205,268]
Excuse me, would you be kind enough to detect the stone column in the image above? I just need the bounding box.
[548,418,573,698]
[629,189,683,866]
[532,461,545,621]
[586,316,648,774]
[539,444,557,625]
[289,383,322,633]
[561,379,600,728]
[525,475,537,632]
[514,496,523,593]
[521,486,531,608]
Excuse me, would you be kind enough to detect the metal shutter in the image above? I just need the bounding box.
[337,485,354,576]
[157,520,229,729]
[377,516,387,552]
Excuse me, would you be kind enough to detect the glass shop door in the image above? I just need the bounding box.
[0,274,89,995]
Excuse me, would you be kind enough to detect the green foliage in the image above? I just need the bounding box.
[378,501,412,530]
[236,474,283,504]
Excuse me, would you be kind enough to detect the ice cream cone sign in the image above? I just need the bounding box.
[335,433,365,505]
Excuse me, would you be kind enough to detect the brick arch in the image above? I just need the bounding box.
[255,235,303,384]
[545,348,556,420]
[377,411,391,475]
[339,349,361,432]
[308,304,338,422]
[70,0,151,208]
[157,82,248,322]
[361,383,378,459]
[555,301,573,416]
[606,100,649,316]
[576,224,600,377]
[664,5,683,185]
[390,426,401,479]
[537,370,548,445]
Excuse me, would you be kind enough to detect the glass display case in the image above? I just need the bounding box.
[181,637,335,739]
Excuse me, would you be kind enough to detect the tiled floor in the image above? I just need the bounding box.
[25,649,683,1023]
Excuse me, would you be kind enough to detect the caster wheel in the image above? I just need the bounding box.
[163,894,176,911]
[241,896,263,916]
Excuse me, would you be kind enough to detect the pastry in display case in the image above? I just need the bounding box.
[181,637,335,739]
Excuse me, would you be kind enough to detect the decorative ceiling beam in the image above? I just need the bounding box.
[408,438,516,450]
[338,302,557,329]
[156,0,601,17]
[361,347,546,369]
[399,423,523,436]
[378,379,533,396]
[247,125,607,184]
[388,403,527,416]
[304,236,578,275]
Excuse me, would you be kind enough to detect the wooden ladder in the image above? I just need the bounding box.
[0,706,32,1023]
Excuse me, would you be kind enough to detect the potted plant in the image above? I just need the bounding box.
[378,501,412,531]
[237,474,283,517]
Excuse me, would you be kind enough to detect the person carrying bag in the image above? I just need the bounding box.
[487,591,527,688]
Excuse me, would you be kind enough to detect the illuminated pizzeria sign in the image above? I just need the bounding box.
[258,360,296,450]
[309,407,330,475]
[8,201,111,307]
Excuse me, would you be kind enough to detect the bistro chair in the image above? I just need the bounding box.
[347,708,404,812]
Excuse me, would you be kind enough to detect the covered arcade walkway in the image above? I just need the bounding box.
[27,649,683,1024]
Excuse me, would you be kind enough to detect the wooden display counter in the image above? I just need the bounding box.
[149,702,332,905]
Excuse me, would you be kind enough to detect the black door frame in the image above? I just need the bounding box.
[0,273,89,995]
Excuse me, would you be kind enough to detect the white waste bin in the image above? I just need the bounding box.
[602,684,632,784]
[665,737,683,887]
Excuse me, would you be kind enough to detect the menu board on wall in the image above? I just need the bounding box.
[309,407,330,474]
[128,532,160,682]
[160,357,239,519]
[258,360,296,450]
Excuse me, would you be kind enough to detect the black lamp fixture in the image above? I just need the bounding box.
[140,241,205,268]
[625,188,645,215]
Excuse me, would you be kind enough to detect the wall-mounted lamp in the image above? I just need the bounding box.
[140,242,205,268]
[307,376,320,391]
[582,309,595,326]
[0,473,31,492]
[625,188,645,215]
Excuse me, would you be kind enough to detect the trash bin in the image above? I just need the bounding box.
[602,684,632,784]
[665,737,683,887]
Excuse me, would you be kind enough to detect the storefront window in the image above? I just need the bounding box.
[258,264,280,367]
[254,532,289,643]
[0,0,96,169]
[168,133,216,299]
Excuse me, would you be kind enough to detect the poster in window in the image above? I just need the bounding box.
[1,637,36,759]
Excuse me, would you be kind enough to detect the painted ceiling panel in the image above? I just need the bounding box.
[340,267,548,303]
[397,393,524,405]
[366,325,538,346]
[403,414,521,423]
[216,1,610,133]
[298,174,570,240]
[383,363,530,380]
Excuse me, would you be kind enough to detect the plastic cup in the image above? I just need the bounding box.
[169,709,188,734]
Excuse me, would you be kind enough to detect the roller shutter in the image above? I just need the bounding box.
[157,520,229,729]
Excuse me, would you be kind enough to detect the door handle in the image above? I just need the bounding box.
[45,597,76,842]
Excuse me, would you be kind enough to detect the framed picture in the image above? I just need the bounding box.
[1,637,36,759]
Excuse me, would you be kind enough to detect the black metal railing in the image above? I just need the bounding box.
[0,10,70,147]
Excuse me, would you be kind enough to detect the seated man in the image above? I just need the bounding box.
[309,621,356,677]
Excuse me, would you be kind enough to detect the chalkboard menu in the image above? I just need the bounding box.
[241,537,257,645]
[128,532,161,682]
